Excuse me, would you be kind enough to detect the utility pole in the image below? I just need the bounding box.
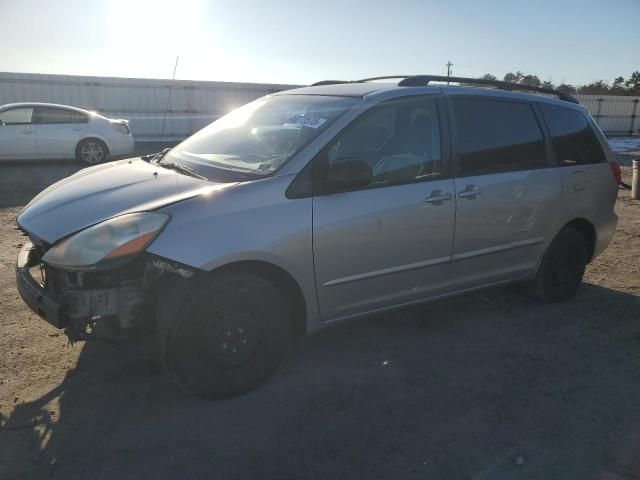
[446,61,453,84]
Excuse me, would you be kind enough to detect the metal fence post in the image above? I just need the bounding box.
[187,85,193,136]
[630,99,639,136]
[633,160,639,200]
[595,98,604,122]
[89,81,96,111]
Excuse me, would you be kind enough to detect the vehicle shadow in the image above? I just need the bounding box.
[2,283,640,480]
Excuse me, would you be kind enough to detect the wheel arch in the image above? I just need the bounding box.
[204,260,308,337]
[562,217,596,261]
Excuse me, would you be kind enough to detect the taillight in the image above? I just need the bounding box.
[111,122,130,135]
[609,160,622,185]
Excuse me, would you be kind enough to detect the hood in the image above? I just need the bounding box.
[18,158,235,244]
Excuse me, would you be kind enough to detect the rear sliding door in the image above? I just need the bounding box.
[448,96,563,289]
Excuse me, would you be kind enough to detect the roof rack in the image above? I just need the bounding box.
[310,76,410,87]
[309,80,352,86]
[309,75,579,104]
[356,75,413,82]
[398,75,579,103]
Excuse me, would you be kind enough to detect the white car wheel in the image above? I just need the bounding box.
[77,139,107,164]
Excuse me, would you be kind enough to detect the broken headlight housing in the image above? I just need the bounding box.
[42,212,169,271]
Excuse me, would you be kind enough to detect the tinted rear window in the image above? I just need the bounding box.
[35,107,88,124]
[453,98,546,176]
[539,104,606,165]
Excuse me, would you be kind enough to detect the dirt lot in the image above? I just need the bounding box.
[1,162,639,480]
[0,142,177,208]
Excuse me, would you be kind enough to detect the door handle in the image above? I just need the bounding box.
[458,186,481,199]
[425,191,452,205]
[21,130,33,135]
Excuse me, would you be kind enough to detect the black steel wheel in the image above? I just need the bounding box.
[166,272,292,399]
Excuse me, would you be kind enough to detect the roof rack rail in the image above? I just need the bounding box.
[356,75,411,82]
[398,75,579,104]
[309,80,351,86]
[309,75,579,104]
[310,76,411,87]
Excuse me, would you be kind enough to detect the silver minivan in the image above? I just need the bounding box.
[15,75,619,398]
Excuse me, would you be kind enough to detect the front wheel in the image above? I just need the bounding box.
[528,228,588,302]
[166,272,292,399]
[76,138,108,164]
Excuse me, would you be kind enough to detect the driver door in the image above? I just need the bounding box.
[312,95,456,321]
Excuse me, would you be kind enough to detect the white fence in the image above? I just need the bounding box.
[576,94,640,136]
[0,72,299,141]
[1,72,638,139]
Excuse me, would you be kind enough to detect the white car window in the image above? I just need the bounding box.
[0,107,34,125]
[35,107,88,124]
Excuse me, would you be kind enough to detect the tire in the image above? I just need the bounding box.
[140,333,163,371]
[76,138,108,164]
[528,228,588,302]
[166,272,292,399]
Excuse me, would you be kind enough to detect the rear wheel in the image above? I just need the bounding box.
[166,272,292,399]
[76,138,108,164]
[528,228,588,302]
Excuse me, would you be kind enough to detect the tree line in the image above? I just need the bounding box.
[478,71,640,96]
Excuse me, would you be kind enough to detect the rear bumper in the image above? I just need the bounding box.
[15,243,67,328]
[108,134,135,156]
[593,210,618,259]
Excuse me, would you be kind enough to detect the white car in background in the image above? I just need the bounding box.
[0,102,134,164]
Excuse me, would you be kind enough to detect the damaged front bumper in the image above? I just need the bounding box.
[15,241,193,342]
[16,243,66,328]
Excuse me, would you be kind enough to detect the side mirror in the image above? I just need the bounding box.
[0,120,5,126]
[326,158,372,191]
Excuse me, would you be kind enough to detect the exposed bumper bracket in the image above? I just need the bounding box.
[15,243,68,329]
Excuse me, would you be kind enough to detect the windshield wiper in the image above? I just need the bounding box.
[159,162,207,180]
[143,148,172,163]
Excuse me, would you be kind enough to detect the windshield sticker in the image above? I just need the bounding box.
[290,115,327,129]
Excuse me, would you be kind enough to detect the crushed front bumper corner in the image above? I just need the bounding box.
[15,242,68,329]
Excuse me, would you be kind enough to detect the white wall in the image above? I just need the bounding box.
[0,72,300,141]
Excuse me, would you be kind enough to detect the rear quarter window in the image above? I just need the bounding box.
[70,111,89,124]
[539,103,606,166]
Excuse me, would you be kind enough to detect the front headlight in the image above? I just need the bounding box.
[42,212,169,271]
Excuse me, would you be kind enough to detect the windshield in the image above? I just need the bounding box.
[162,95,359,178]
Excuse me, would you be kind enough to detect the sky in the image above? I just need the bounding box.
[0,0,638,86]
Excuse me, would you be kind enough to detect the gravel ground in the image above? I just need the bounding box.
[0,162,639,480]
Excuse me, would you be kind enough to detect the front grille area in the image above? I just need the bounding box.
[17,230,170,340]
